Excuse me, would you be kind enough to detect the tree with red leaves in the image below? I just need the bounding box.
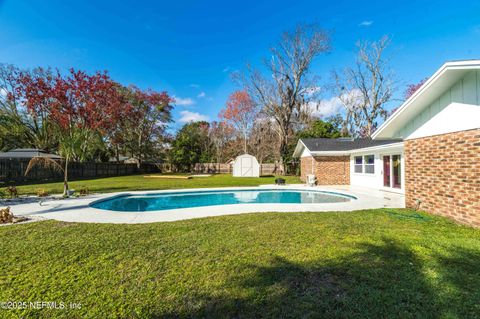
[18,68,124,196]
[404,78,428,100]
[219,90,257,154]
[48,69,124,132]
[4,66,58,150]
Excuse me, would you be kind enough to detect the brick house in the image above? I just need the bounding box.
[294,60,480,226]
[295,138,403,187]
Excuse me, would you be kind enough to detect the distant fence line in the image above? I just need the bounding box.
[0,159,290,185]
[158,162,283,175]
[0,159,160,184]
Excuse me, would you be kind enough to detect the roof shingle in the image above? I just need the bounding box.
[301,138,403,152]
[0,149,62,159]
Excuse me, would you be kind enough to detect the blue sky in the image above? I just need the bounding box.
[1,0,479,131]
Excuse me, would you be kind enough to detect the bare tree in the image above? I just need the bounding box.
[209,121,235,163]
[240,24,330,171]
[248,117,278,164]
[333,36,395,137]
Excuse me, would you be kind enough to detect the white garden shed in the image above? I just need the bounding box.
[232,154,260,177]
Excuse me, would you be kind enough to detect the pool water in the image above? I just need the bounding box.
[91,189,355,212]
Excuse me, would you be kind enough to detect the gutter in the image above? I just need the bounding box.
[309,142,404,156]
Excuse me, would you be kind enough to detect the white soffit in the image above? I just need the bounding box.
[373,60,480,139]
[293,140,307,158]
[310,142,404,156]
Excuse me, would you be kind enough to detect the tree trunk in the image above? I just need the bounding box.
[62,158,69,197]
[278,136,289,176]
[136,132,143,169]
[115,145,120,162]
[244,131,247,154]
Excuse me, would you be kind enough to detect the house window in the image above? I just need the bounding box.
[364,155,375,174]
[354,156,363,173]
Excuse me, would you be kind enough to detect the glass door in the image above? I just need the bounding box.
[392,155,401,189]
[383,155,391,187]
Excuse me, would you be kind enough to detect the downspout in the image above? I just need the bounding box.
[311,156,314,175]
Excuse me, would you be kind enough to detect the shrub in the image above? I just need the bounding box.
[0,207,13,224]
[36,189,49,197]
[6,186,18,198]
[0,190,5,199]
[79,187,90,196]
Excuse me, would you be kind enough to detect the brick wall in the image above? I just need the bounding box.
[405,129,480,227]
[300,156,314,182]
[300,156,350,185]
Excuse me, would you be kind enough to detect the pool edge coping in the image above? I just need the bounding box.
[8,185,405,224]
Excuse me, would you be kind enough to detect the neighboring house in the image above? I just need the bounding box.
[0,148,62,160]
[294,60,480,226]
[108,155,137,164]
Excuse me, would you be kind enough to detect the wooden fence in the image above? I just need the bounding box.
[0,159,160,184]
[158,162,283,175]
[1,159,296,184]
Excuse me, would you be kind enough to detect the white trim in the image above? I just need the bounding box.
[309,142,404,156]
[405,102,480,140]
[348,142,404,154]
[379,153,404,194]
[293,140,309,158]
[373,60,480,139]
[349,150,405,195]
[309,151,352,156]
[353,155,364,174]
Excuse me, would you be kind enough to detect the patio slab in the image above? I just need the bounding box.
[5,185,405,224]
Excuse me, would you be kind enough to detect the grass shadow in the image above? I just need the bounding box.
[158,238,480,318]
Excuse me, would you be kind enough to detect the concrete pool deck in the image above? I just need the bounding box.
[6,185,405,224]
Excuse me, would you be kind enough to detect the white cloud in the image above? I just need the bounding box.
[305,86,322,96]
[197,91,206,98]
[305,99,342,118]
[222,66,230,73]
[174,96,195,106]
[179,110,209,123]
[306,89,362,118]
[359,20,373,27]
[0,88,7,98]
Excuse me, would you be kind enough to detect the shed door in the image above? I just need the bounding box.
[241,157,252,176]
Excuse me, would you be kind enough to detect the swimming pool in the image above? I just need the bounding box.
[91,189,356,212]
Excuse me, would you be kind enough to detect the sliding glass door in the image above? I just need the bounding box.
[383,155,391,187]
[392,155,401,189]
[383,155,401,189]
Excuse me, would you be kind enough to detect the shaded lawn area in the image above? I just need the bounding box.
[14,174,301,195]
[1,209,480,318]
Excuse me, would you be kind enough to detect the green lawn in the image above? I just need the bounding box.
[1,209,479,318]
[14,174,301,195]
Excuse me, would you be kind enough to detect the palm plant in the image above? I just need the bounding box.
[25,156,64,181]
[26,127,101,197]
